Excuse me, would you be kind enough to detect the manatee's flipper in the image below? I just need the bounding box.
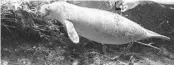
[64,20,79,44]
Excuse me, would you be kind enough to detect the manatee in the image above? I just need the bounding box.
[39,1,170,45]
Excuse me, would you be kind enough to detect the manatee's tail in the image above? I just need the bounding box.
[145,29,170,40]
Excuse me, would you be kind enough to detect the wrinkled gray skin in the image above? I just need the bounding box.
[39,1,170,45]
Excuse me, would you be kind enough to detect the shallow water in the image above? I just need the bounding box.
[2,1,174,65]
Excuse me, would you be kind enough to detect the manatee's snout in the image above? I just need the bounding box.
[37,4,54,21]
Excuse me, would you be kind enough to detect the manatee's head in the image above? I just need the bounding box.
[38,2,65,21]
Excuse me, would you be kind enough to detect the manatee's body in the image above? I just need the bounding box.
[40,2,170,44]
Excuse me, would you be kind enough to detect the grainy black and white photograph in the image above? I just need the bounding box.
[1,0,174,65]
